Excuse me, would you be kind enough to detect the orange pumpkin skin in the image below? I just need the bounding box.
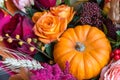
[53,25,111,79]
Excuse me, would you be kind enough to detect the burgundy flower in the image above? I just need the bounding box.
[1,13,37,55]
[0,9,4,19]
[35,0,56,9]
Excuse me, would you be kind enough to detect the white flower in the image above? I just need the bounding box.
[13,0,34,13]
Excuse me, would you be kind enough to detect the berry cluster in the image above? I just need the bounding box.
[103,18,120,40]
[79,2,102,27]
[111,49,120,61]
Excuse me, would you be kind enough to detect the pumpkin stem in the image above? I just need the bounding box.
[75,42,85,52]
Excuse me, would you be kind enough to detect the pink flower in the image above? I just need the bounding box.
[12,0,34,13]
[35,0,56,9]
[99,60,120,80]
[1,13,37,55]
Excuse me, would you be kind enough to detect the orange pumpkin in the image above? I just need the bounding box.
[53,25,111,79]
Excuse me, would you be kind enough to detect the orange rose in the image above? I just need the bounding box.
[33,12,67,44]
[50,5,75,23]
[32,11,47,23]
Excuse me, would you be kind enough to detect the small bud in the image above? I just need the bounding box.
[0,36,3,41]
[7,38,13,43]
[33,38,38,43]
[16,35,20,39]
[5,34,9,37]
[41,46,45,52]
[49,60,54,65]
[27,38,32,44]
[29,47,35,52]
[18,41,24,46]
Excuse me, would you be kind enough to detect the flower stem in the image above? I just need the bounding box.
[2,7,13,16]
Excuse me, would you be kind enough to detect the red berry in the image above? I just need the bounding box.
[114,49,120,55]
[110,52,114,58]
[114,55,120,61]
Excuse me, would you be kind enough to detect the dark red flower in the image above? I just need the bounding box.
[35,0,56,9]
[1,13,37,55]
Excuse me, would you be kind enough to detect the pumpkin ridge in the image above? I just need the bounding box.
[62,36,75,45]
[69,50,79,65]
[70,52,84,79]
[62,28,78,44]
[54,49,75,62]
[82,25,92,41]
[87,36,106,44]
[83,53,86,79]
[88,51,101,76]
[74,26,83,42]
[83,53,93,79]
[89,50,102,68]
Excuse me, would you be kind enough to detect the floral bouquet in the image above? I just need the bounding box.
[0,0,119,80]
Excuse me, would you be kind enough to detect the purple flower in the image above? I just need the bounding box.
[30,63,76,80]
[0,10,11,35]
[1,13,37,55]
[34,0,56,9]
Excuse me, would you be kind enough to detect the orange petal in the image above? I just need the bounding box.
[4,0,18,14]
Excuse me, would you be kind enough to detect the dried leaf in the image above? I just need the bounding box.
[9,68,30,80]
[108,0,120,24]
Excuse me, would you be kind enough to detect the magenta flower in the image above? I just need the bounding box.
[1,13,37,55]
[35,0,56,9]
[0,10,11,35]
[30,62,76,80]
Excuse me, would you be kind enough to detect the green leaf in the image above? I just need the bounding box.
[45,42,55,58]
[64,0,70,5]
[96,0,102,4]
[116,30,120,42]
[56,0,62,5]
[102,24,108,35]
[116,31,120,36]
[34,52,48,62]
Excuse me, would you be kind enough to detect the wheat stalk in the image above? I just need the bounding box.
[0,46,44,73]
[2,57,44,71]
